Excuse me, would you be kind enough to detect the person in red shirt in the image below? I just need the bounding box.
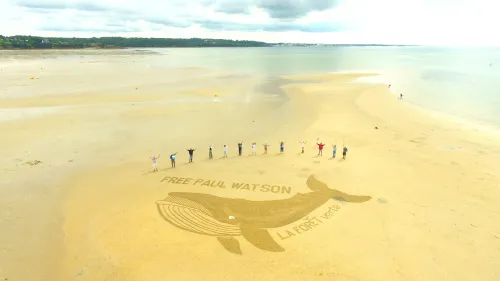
[317,142,325,156]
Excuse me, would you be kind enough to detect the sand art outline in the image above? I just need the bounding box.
[156,175,371,255]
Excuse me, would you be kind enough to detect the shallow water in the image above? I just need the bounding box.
[141,47,500,130]
[2,47,500,130]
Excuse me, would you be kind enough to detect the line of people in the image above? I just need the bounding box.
[150,141,348,171]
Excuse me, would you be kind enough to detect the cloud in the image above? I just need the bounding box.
[257,0,340,19]
[195,19,344,32]
[38,24,143,33]
[1,0,500,45]
[210,0,340,19]
[14,0,114,12]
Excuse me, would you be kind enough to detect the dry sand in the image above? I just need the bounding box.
[1,50,499,281]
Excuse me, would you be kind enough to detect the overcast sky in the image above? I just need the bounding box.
[1,0,499,46]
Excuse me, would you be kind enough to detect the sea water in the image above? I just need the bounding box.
[3,46,499,130]
[144,46,500,131]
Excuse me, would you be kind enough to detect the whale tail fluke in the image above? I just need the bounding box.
[332,193,372,203]
[307,175,372,203]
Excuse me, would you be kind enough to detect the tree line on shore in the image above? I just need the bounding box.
[0,35,272,49]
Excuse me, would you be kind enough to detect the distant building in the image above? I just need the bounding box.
[41,39,50,44]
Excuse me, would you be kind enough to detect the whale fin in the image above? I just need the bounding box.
[306,175,329,191]
[240,225,285,252]
[217,237,242,255]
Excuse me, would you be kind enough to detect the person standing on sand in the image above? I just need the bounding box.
[208,146,213,159]
[279,141,285,153]
[299,140,307,153]
[187,148,196,163]
[170,153,177,168]
[399,93,403,100]
[332,144,337,159]
[222,145,228,158]
[150,154,160,172]
[251,142,257,155]
[263,142,270,154]
[342,146,348,160]
[317,143,325,156]
[237,142,243,156]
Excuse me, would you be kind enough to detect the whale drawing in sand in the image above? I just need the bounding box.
[156,175,371,254]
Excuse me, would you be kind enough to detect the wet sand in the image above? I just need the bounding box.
[1,50,499,281]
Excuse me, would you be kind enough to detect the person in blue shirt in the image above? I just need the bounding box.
[342,146,348,160]
[279,141,285,153]
[170,153,177,168]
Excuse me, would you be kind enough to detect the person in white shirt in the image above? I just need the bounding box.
[251,142,257,155]
[299,140,307,154]
[150,154,160,172]
[222,145,228,158]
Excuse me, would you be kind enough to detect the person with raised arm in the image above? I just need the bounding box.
[279,141,285,153]
[150,154,160,172]
[237,142,243,156]
[317,142,325,156]
[170,153,177,168]
[263,142,270,154]
[299,140,307,154]
[187,148,196,163]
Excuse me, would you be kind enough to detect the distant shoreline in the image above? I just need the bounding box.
[0,35,418,50]
[0,44,417,51]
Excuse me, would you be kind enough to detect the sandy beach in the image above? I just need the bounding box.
[1,50,499,281]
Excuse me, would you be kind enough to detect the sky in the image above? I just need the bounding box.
[1,0,499,46]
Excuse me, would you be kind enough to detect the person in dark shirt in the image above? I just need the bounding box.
[187,148,196,163]
[342,146,348,160]
[237,142,243,156]
[279,141,285,153]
